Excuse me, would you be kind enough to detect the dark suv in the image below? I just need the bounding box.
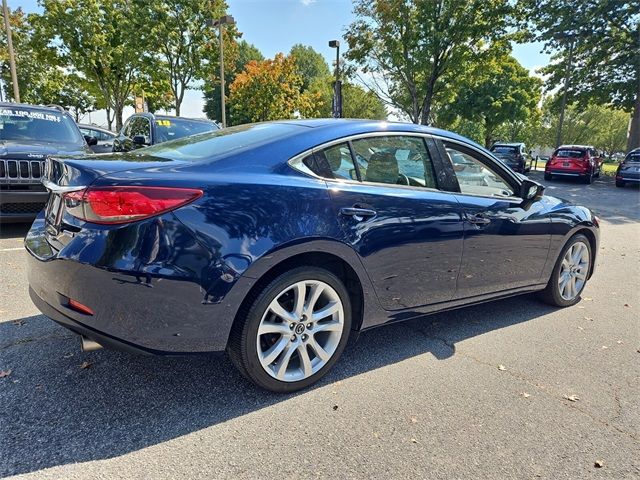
[0,103,92,222]
[615,148,640,187]
[112,113,219,152]
[489,142,532,173]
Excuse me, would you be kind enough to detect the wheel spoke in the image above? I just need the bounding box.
[306,283,325,313]
[261,336,289,366]
[308,336,330,361]
[568,277,577,299]
[292,282,306,318]
[313,320,342,333]
[258,321,291,336]
[298,344,312,377]
[312,301,340,321]
[268,300,296,324]
[275,342,296,380]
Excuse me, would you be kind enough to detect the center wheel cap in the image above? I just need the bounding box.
[294,323,306,335]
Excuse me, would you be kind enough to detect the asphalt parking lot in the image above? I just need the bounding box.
[1,172,639,479]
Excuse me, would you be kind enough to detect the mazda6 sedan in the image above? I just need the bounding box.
[26,120,599,392]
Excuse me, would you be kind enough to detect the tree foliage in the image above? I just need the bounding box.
[228,53,322,123]
[345,0,515,125]
[203,40,264,123]
[520,0,639,151]
[290,44,331,92]
[134,0,230,116]
[438,51,542,146]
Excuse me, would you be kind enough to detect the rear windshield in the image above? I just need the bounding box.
[555,149,584,158]
[0,107,84,145]
[491,146,517,155]
[154,117,219,143]
[626,152,640,162]
[140,123,303,161]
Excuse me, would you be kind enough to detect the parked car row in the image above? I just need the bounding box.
[0,103,218,222]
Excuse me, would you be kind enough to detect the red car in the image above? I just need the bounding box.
[544,145,602,184]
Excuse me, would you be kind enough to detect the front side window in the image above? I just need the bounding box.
[444,143,515,198]
[154,118,218,144]
[130,117,151,140]
[351,136,437,188]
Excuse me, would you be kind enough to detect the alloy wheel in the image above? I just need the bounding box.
[557,241,590,301]
[256,280,345,382]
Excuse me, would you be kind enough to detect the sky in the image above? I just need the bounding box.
[15,0,551,127]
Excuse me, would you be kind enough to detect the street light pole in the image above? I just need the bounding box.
[555,34,576,148]
[329,40,342,118]
[2,0,20,103]
[209,15,235,128]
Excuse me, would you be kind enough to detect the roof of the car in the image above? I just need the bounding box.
[0,102,70,114]
[557,145,593,150]
[77,123,114,134]
[270,118,485,150]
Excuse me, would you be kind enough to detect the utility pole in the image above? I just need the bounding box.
[2,0,20,103]
[555,34,576,148]
[207,15,235,128]
[329,40,342,118]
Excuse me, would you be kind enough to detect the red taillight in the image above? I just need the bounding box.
[64,186,203,224]
[68,299,94,316]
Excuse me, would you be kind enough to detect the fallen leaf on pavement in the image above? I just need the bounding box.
[498,364,506,371]
[623,303,631,308]
[12,319,25,326]
[410,417,418,424]
[583,297,593,301]
[594,460,604,468]
[564,394,580,402]
[80,361,93,369]
[521,392,530,398]
[616,340,623,345]
[332,405,338,411]
[411,438,419,444]
[584,317,593,321]
[601,345,608,349]
[0,369,12,378]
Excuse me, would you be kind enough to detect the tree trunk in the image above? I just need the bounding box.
[627,89,640,152]
[114,102,124,131]
[105,106,113,131]
[174,101,181,117]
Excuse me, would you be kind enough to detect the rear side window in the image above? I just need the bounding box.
[626,152,640,162]
[352,136,437,188]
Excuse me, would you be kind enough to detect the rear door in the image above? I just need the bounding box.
[319,134,464,310]
[435,139,551,298]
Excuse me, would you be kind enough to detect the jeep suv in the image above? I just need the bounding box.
[112,113,219,152]
[0,103,92,222]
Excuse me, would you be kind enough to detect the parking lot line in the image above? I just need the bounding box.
[0,247,24,252]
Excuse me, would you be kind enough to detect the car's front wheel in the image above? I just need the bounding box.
[537,234,592,307]
[228,267,351,393]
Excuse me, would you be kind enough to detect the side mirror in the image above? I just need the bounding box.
[84,135,98,146]
[521,178,544,201]
[132,135,149,147]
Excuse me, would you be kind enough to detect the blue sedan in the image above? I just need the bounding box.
[26,120,599,392]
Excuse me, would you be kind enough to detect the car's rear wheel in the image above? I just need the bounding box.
[544,172,552,181]
[615,179,625,188]
[583,171,594,184]
[537,234,592,307]
[228,267,351,393]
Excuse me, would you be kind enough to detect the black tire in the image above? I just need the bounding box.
[537,233,592,307]
[583,171,594,184]
[615,179,625,188]
[544,172,552,181]
[227,266,352,393]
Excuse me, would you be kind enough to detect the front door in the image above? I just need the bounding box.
[438,140,551,298]
[321,135,465,310]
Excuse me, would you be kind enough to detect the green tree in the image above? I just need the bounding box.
[39,0,145,130]
[289,44,331,92]
[439,52,542,147]
[203,40,264,123]
[228,53,322,123]
[520,0,639,151]
[134,0,230,116]
[345,0,515,125]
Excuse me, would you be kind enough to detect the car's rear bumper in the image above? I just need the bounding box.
[0,189,48,222]
[25,214,246,354]
[616,171,640,182]
[545,169,589,177]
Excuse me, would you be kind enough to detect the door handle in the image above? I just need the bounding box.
[466,213,491,226]
[340,207,377,221]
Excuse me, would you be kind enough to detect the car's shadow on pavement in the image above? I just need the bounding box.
[1,294,557,477]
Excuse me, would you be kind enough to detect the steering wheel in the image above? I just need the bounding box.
[397,173,410,186]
